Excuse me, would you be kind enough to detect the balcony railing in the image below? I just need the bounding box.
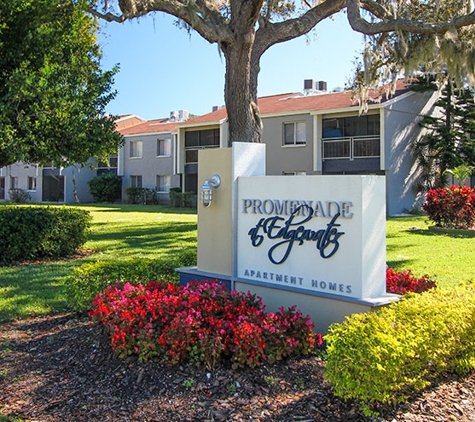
[322,135,380,161]
[185,145,220,164]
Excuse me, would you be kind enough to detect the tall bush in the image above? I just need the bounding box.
[87,173,122,203]
[0,206,91,264]
[422,185,475,229]
[324,284,475,415]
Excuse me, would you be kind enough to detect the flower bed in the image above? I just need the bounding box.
[90,280,321,368]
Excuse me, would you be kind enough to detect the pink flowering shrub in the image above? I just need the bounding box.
[422,185,475,229]
[386,268,437,295]
[89,280,321,368]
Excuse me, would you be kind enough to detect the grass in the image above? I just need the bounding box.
[386,216,475,288]
[0,205,474,322]
[0,204,197,322]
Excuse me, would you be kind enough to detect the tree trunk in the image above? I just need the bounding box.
[221,38,262,145]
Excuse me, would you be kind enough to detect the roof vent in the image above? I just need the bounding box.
[212,105,225,112]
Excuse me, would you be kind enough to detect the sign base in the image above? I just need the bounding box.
[176,266,399,334]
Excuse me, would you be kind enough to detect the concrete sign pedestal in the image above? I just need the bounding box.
[177,143,398,333]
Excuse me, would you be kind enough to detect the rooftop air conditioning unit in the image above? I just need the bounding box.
[304,79,316,90]
[178,110,189,121]
[316,81,328,91]
[170,111,178,122]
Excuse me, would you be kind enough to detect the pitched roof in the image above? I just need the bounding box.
[180,79,411,126]
[119,118,178,136]
[114,115,147,131]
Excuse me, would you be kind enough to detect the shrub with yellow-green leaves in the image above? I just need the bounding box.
[324,283,475,415]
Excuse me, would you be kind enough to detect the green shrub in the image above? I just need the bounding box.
[0,206,91,264]
[324,284,475,415]
[8,188,31,203]
[125,187,160,205]
[87,173,122,203]
[64,249,197,311]
[169,188,197,208]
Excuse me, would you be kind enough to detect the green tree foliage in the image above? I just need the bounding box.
[90,1,475,144]
[414,80,475,189]
[0,0,123,168]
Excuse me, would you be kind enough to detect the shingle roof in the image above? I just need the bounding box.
[180,79,411,126]
[119,118,178,135]
[117,80,412,133]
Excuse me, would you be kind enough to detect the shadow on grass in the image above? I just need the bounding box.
[407,227,475,239]
[0,261,80,323]
[81,203,197,215]
[88,221,197,256]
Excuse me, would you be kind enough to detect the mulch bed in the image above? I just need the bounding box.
[1,313,475,421]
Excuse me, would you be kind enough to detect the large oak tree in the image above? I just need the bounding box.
[0,0,122,168]
[90,0,475,144]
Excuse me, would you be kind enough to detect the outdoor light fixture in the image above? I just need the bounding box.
[200,174,221,208]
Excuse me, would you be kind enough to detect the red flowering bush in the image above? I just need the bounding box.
[89,280,321,368]
[422,185,475,229]
[386,268,437,295]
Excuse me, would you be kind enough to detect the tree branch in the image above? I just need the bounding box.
[88,6,126,22]
[89,0,230,44]
[253,0,346,59]
[347,0,475,35]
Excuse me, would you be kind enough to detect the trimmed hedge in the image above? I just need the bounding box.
[0,206,91,264]
[324,283,475,415]
[64,250,197,311]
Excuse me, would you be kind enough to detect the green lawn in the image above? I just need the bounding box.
[0,206,474,323]
[0,204,197,322]
[386,216,475,288]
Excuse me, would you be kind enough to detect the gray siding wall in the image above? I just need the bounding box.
[262,114,316,175]
[0,162,96,204]
[121,133,180,202]
[383,90,439,215]
[62,164,96,204]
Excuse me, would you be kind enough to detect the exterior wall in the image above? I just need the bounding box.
[1,163,42,202]
[177,123,224,193]
[383,90,439,215]
[0,162,96,204]
[197,148,233,275]
[263,114,316,175]
[62,164,96,204]
[120,133,180,203]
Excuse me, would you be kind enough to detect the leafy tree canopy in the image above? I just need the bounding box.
[415,79,475,189]
[90,0,475,144]
[0,0,123,168]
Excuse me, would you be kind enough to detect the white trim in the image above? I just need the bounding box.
[179,119,227,129]
[380,108,386,170]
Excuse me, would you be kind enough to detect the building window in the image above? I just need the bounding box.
[10,176,18,189]
[98,155,118,169]
[27,176,37,191]
[130,140,143,158]
[283,122,306,146]
[157,139,171,157]
[0,177,5,200]
[185,129,220,148]
[130,175,142,188]
[322,114,381,160]
[156,175,171,192]
[323,115,380,138]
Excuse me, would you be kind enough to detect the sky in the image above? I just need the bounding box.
[97,11,365,120]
